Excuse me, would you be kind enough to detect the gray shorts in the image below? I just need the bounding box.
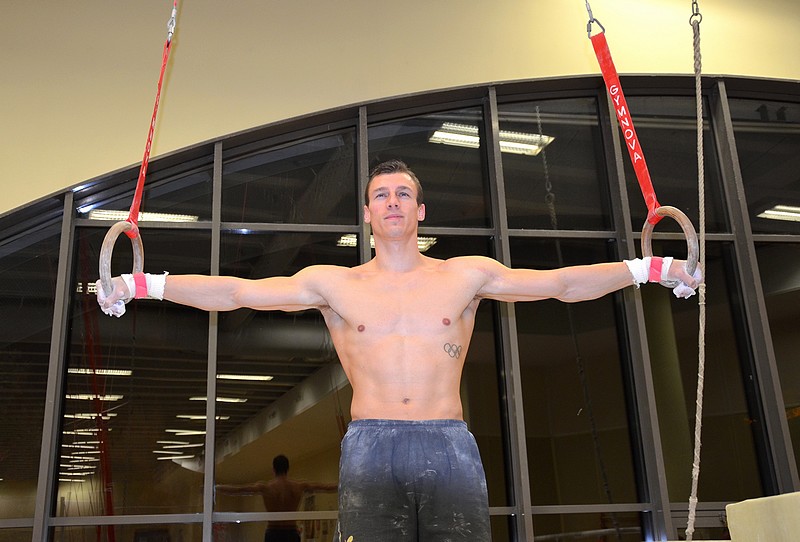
[337,419,490,542]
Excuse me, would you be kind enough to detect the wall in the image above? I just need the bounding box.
[1,0,798,216]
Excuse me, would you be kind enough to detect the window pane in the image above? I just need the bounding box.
[645,241,763,502]
[533,512,644,541]
[510,239,638,505]
[214,520,337,542]
[499,98,613,230]
[222,131,357,224]
[0,529,33,541]
[756,242,800,474]
[624,96,727,233]
[0,224,60,519]
[730,99,800,235]
[368,108,493,228]
[215,232,358,516]
[75,166,214,222]
[52,523,201,541]
[62,228,212,516]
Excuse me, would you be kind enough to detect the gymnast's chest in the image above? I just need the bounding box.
[329,278,469,333]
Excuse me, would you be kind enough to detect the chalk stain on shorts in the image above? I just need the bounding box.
[451,511,473,537]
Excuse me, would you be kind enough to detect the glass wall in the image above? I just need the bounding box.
[499,97,613,231]
[755,243,800,479]
[511,239,639,506]
[63,227,212,518]
[368,107,493,228]
[0,76,798,541]
[643,241,762,503]
[623,96,727,234]
[730,99,800,235]
[0,220,61,520]
[732,97,800,479]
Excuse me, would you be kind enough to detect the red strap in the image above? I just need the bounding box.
[133,272,148,299]
[125,0,178,238]
[648,257,664,283]
[591,32,662,225]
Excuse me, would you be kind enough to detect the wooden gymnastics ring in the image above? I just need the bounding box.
[641,205,699,288]
[99,221,144,298]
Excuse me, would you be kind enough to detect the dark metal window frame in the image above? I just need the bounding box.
[0,75,796,542]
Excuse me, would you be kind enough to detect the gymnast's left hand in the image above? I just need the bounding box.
[95,276,132,317]
[665,259,703,299]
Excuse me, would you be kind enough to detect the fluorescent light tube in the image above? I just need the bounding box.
[757,204,800,223]
[429,122,554,156]
[337,234,437,252]
[85,209,199,222]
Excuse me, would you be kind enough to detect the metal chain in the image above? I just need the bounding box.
[537,106,558,230]
[584,0,605,36]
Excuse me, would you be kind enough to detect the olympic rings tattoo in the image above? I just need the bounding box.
[443,343,462,359]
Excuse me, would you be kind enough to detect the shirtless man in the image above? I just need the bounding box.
[98,159,701,541]
[215,454,337,542]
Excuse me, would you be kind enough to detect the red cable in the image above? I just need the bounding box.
[591,32,662,225]
[125,0,178,238]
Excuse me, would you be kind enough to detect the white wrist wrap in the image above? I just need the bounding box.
[624,257,651,287]
[624,256,675,288]
[660,256,674,284]
[120,272,168,300]
[120,274,136,301]
[147,272,168,300]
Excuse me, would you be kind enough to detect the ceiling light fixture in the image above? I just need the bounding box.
[217,374,274,382]
[60,464,96,470]
[65,394,124,401]
[63,429,107,436]
[84,209,199,223]
[337,234,437,252]
[757,204,800,223]
[68,368,133,377]
[429,122,554,156]
[157,455,196,461]
[189,396,247,403]
[63,413,117,420]
[165,429,206,436]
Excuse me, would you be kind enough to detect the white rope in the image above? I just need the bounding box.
[685,2,707,539]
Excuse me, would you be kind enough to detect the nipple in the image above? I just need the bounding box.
[442,318,451,326]
[357,324,365,332]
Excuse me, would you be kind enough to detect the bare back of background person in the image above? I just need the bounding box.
[215,454,337,541]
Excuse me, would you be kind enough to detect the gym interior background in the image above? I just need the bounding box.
[1,1,799,541]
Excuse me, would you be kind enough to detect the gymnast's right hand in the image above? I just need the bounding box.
[96,277,132,318]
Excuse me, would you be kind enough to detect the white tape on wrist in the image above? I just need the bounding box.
[120,272,168,300]
[120,274,136,301]
[624,256,677,289]
[660,256,674,284]
[623,257,651,287]
[147,272,168,300]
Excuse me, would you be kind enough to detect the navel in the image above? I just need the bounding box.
[402,398,411,405]
[357,324,365,332]
[442,318,451,326]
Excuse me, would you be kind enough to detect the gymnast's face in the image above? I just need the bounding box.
[363,172,426,239]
